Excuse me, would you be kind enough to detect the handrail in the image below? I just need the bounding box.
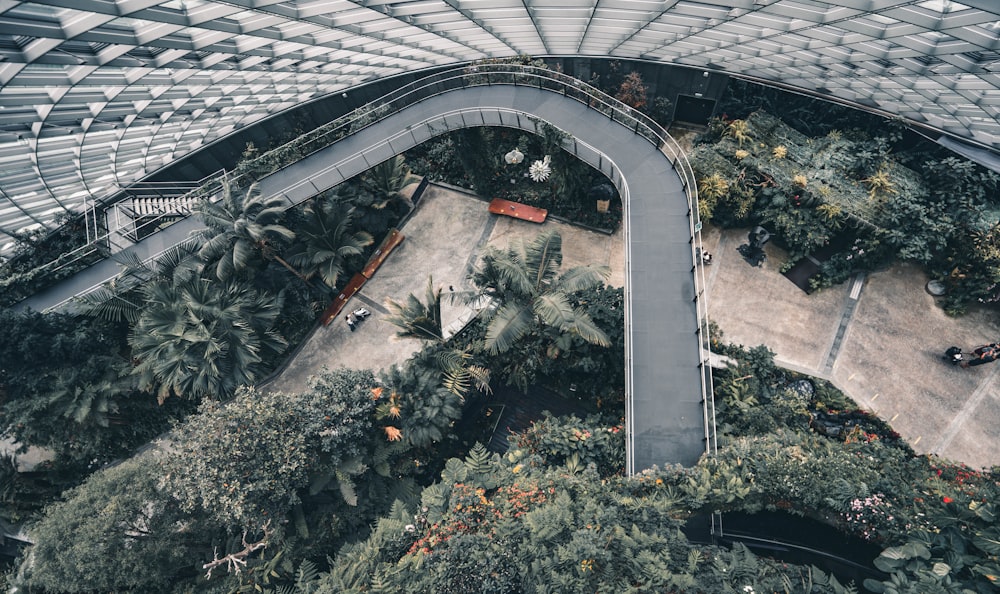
[34,63,716,465]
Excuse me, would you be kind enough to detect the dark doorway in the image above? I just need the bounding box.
[674,95,717,126]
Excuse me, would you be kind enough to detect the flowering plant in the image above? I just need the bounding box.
[529,155,552,182]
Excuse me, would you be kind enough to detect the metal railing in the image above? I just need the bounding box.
[31,63,716,464]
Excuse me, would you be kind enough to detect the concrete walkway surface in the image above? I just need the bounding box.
[266,183,627,396]
[702,225,1000,470]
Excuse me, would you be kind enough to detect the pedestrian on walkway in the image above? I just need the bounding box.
[960,343,1000,368]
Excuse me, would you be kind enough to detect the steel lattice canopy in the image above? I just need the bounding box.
[0,0,998,257]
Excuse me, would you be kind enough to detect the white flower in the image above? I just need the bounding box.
[529,155,552,182]
[504,148,524,165]
[404,524,416,533]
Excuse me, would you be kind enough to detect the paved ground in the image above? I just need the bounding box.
[271,181,1000,471]
[266,183,626,396]
[702,224,1000,470]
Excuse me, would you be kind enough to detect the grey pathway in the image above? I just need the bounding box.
[15,85,707,470]
[703,226,1000,470]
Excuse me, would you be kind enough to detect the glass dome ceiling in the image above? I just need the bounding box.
[1,0,999,257]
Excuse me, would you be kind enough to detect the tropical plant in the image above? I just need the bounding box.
[727,119,752,147]
[698,173,730,219]
[164,371,378,530]
[384,276,445,342]
[129,276,287,402]
[285,200,373,289]
[194,181,296,280]
[385,278,492,399]
[360,155,416,210]
[862,168,898,200]
[74,243,204,323]
[13,459,199,593]
[378,362,463,448]
[0,308,183,472]
[470,229,611,355]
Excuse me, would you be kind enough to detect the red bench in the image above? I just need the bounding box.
[489,198,547,223]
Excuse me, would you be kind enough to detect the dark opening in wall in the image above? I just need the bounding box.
[674,94,716,127]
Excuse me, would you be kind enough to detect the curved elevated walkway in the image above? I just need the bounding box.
[17,84,709,470]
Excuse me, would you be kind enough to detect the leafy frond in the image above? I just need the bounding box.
[75,285,144,323]
[524,229,563,291]
[567,306,611,347]
[484,302,535,354]
[533,292,577,331]
[556,264,610,294]
[384,276,443,341]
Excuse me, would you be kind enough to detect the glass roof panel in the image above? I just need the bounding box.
[0,0,999,258]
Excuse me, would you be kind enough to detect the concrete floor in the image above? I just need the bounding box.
[702,224,1000,470]
[266,183,626,396]
[269,182,1000,470]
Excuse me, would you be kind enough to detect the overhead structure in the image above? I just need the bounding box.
[1,0,999,258]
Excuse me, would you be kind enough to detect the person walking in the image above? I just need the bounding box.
[960,343,1000,368]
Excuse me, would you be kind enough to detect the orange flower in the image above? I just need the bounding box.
[384,426,403,441]
[388,404,401,419]
[370,386,383,400]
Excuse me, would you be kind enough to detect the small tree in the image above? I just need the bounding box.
[472,229,610,356]
[164,370,378,530]
[615,71,648,110]
[385,276,491,399]
[285,200,373,289]
[15,460,196,593]
[129,277,287,402]
[194,181,296,281]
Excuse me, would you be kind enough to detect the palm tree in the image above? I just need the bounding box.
[45,358,133,428]
[193,181,296,280]
[385,277,491,399]
[76,243,204,323]
[129,276,287,403]
[471,229,611,355]
[285,200,373,289]
[360,155,416,210]
[384,276,444,342]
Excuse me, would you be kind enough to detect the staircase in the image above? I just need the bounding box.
[105,182,202,252]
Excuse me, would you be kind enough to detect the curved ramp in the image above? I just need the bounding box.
[18,84,710,470]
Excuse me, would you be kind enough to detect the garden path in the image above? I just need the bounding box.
[17,84,709,471]
[264,183,626,397]
[703,225,1000,469]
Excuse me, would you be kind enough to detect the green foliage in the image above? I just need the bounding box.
[0,452,65,523]
[319,449,847,593]
[472,229,610,359]
[164,369,378,530]
[129,276,287,402]
[0,309,185,473]
[384,275,444,342]
[360,155,416,210]
[508,413,624,477]
[697,99,1000,311]
[285,200,373,289]
[378,361,463,448]
[194,181,295,281]
[14,459,197,593]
